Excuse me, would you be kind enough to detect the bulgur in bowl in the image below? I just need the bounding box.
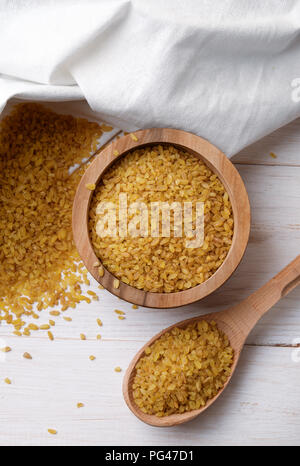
[72,128,250,308]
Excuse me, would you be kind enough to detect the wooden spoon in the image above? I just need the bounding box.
[123,255,300,427]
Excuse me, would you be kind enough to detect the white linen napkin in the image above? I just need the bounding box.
[1,0,300,156]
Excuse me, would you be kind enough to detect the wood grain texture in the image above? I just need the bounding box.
[0,103,299,445]
[233,118,300,166]
[0,340,299,446]
[73,128,250,308]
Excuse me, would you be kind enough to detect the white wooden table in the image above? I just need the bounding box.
[0,109,299,446]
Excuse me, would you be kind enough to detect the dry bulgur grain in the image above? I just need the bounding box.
[114,367,122,372]
[40,324,50,330]
[85,183,96,191]
[101,124,114,132]
[48,331,54,341]
[0,103,102,332]
[130,133,138,142]
[4,378,11,384]
[132,320,233,417]
[118,316,125,320]
[113,150,119,157]
[89,145,233,293]
[80,333,86,340]
[89,355,96,361]
[87,290,98,300]
[63,316,72,322]
[113,279,120,289]
[96,334,101,340]
[132,305,138,309]
[48,429,57,435]
[28,324,39,331]
[23,352,32,359]
[114,310,125,315]
[1,346,11,353]
[77,403,84,408]
[96,318,103,327]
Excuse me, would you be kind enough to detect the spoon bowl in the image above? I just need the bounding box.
[123,311,242,427]
[123,255,300,426]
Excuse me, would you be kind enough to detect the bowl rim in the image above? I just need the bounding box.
[72,128,250,308]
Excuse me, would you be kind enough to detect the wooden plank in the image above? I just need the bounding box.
[0,341,298,446]
[0,102,299,445]
[233,118,300,166]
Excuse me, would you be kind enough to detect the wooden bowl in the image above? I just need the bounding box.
[72,128,250,308]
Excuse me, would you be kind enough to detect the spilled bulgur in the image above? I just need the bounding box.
[113,279,120,289]
[48,429,57,435]
[132,320,233,417]
[63,316,72,322]
[89,145,233,293]
[40,324,50,330]
[85,183,96,191]
[269,152,277,159]
[0,103,103,332]
[130,133,138,142]
[1,346,11,353]
[97,318,103,327]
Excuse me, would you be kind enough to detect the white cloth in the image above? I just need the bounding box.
[1,0,300,156]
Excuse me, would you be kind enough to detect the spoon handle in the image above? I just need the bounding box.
[225,255,300,338]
